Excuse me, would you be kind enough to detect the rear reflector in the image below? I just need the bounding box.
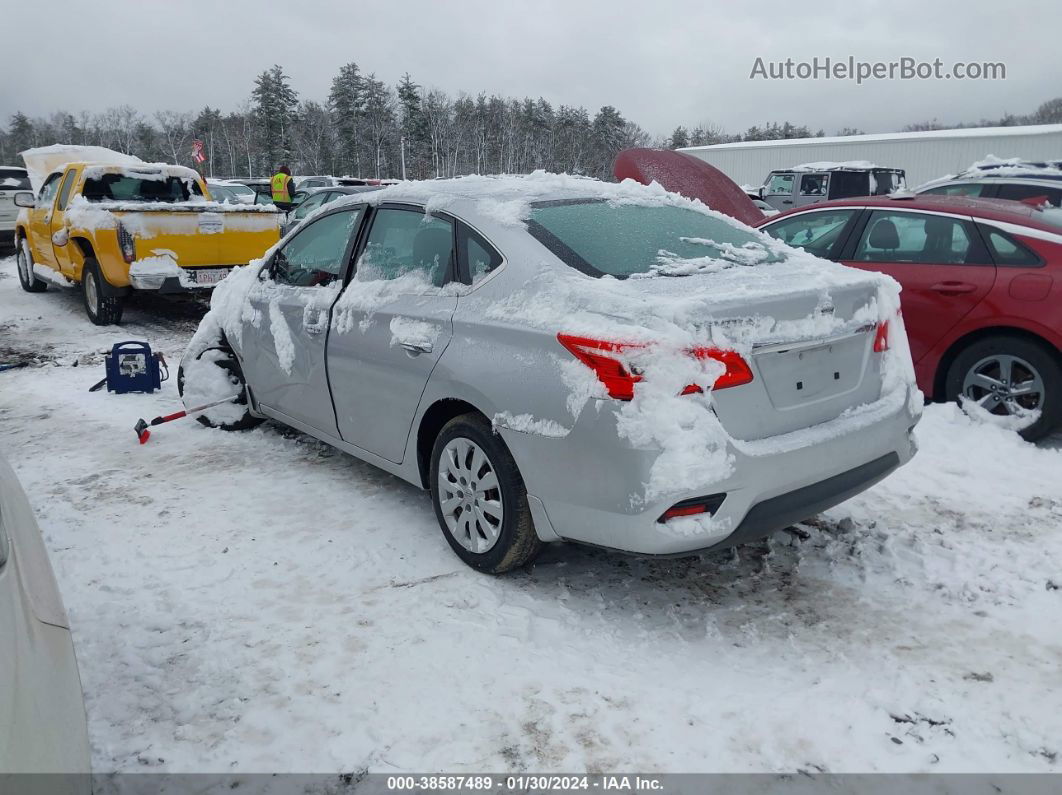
[658,494,727,523]
[557,334,753,401]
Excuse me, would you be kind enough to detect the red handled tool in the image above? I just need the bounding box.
[135,394,240,444]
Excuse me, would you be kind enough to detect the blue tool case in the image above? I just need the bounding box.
[99,341,168,394]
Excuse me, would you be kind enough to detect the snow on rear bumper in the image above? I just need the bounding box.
[129,264,236,291]
[499,385,920,556]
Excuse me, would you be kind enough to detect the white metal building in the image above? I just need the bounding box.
[678,124,1062,189]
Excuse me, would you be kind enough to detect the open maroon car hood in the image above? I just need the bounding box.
[614,148,765,226]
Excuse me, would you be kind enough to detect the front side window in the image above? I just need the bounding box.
[854,211,974,264]
[291,192,329,221]
[799,173,828,196]
[357,208,454,286]
[272,208,362,287]
[762,209,856,258]
[527,200,782,279]
[37,172,63,205]
[765,173,795,195]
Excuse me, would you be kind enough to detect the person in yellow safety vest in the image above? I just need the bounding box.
[270,165,294,209]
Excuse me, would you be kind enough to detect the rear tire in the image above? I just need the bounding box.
[429,414,541,574]
[16,238,47,292]
[81,258,124,325]
[177,349,262,432]
[945,335,1062,442]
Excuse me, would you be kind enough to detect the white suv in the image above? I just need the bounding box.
[0,166,31,251]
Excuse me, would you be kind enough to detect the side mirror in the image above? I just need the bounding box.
[13,192,35,208]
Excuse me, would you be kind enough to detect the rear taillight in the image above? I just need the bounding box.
[873,320,890,352]
[117,222,136,263]
[557,333,753,401]
[556,334,643,400]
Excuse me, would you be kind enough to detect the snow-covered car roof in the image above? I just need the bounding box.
[20,144,145,192]
[777,161,902,173]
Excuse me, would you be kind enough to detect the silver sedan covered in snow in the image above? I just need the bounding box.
[0,454,91,787]
[180,174,921,573]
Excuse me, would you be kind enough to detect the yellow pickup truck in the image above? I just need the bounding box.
[13,158,281,325]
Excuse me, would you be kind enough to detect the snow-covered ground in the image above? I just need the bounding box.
[0,255,1060,774]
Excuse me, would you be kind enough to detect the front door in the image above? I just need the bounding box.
[240,206,365,436]
[27,173,63,269]
[327,205,458,463]
[841,209,996,363]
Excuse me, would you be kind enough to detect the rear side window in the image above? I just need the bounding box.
[980,226,1042,267]
[995,183,1062,208]
[459,224,503,284]
[854,211,978,264]
[765,173,795,195]
[799,174,828,196]
[57,170,78,210]
[762,209,856,258]
[358,208,454,287]
[527,199,782,279]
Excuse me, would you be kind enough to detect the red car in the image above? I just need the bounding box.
[756,194,1062,440]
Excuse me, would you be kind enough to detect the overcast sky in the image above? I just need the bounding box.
[3,0,1060,137]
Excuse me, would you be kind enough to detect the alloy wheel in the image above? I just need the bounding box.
[962,354,1045,416]
[437,437,504,554]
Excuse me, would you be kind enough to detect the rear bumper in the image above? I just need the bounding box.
[500,385,919,556]
[129,266,234,292]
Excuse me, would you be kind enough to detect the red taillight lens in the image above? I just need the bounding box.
[684,347,755,392]
[117,222,136,264]
[873,320,890,353]
[557,334,754,401]
[658,494,727,523]
[556,334,644,400]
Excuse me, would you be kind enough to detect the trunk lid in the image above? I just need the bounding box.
[623,266,888,440]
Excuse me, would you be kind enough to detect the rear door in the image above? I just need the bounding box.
[240,206,365,436]
[327,205,458,463]
[840,209,996,363]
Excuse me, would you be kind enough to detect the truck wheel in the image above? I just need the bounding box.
[430,414,541,574]
[945,335,1062,442]
[177,350,262,432]
[16,239,47,293]
[81,258,124,325]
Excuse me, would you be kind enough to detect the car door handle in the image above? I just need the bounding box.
[400,341,433,355]
[304,309,327,334]
[930,281,977,295]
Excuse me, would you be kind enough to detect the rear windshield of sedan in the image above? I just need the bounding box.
[0,168,30,190]
[527,199,781,278]
[81,173,203,202]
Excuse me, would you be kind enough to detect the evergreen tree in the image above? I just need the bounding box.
[669,126,690,149]
[9,111,34,154]
[328,62,364,177]
[252,65,298,175]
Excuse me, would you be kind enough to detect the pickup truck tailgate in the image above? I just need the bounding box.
[115,208,280,267]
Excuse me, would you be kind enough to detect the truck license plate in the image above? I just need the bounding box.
[189,268,230,286]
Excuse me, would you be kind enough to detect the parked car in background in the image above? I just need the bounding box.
[0,453,91,790]
[761,163,906,212]
[15,149,281,324]
[230,178,276,205]
[916,160,1062,208]
[207,179,257,204]
[0,165,31,251]
[758,194,1062,440]
[181,175,919,574]
[281,184,383,234]
[297,175,399,190]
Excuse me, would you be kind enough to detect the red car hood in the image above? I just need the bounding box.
[613,148,765,227]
